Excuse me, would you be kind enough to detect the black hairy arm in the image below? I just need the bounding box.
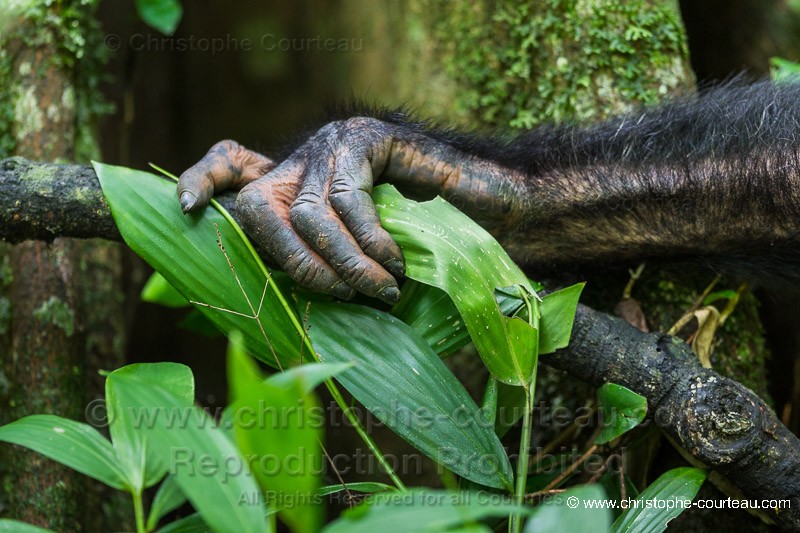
[177,80,800,303]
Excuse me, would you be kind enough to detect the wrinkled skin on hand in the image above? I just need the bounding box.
[177,118,525,304]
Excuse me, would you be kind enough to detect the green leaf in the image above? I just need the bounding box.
[141,271,190,308]
[307,299,513,491]
[318,482,395,496]
[524,485,612,533]
[266,362,354,394]
[611,467,707,533]
[323,489,532,533]
[538,284,584,354]
[226,330,266,404]
[147,475,188,531]
[110,374,269,533]
[595,383,647,445]
[106,363,195,490]
[480,376,499,429]
[0,415,127,490]
[94,162,303,369]
[0,520,55,532]
[391,281,470,357]
[228,337,323,533]
[155,513,207,533]
[136,0,183,35]
[375,185,538,386]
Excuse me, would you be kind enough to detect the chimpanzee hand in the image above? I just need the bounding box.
[178,119,525,304]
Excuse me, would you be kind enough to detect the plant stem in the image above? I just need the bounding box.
[322,378,407,491]
[132,489,146,533]
[510,379,536,533]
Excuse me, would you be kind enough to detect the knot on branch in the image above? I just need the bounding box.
[679,375,762,465]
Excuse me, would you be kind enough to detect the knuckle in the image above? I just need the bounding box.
[342,116,382,132]
[289,200,320,228]
[236,184,264,211]
[210,139,239,153]
[285,250,326,287]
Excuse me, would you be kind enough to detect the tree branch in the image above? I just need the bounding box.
[2,157,798,529]
[543,307,800,529]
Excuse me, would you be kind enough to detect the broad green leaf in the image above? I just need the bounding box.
[523,485,612,533]
[595,383,647,445]
[611,467,707,533]
[0,415,127,489]
[323,490,532,533]
[147,475,188,531]
[106,363,195,490]
[95,162,303,369]
[226,331,266,403]
[391,281,470,356]
[307,299,513,491]
[0,520,54,533]
[267,362,354,394]
[318,482,395,496]
[110,374,269,533]
[228,336,323,533]
[155,513,207,533]
[375,185,537,386]
[136,0,183,35]
[142,271,190,308]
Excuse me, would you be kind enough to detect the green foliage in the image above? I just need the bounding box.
[227,334,335,533]
[307,299,514,490]
[0,520,54,533]
[0,415,128,490]
[323,489,534,533]
[595,383,647,445]
[136,0,183,35]
[374,185,538,386]
[106,363,195,490]
[523,485,612,533]
[95,162,305,369]
[611,467,707,532]
[437,0,689,128]
[141,272,190,308]
[0,361,271,532]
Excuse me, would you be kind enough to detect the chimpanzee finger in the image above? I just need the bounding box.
[235,158,356,300]
[329,156,405,279]
[178,140,275,213]
[290,154,401,304]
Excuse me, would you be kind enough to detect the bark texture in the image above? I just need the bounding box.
[0,4,129,530]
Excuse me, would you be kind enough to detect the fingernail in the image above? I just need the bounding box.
[385,258,405,278]
[180,191,197,212]
[377,286,401,305]
[331,281,356,300]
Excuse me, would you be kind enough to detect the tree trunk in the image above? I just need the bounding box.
[0,3,130,530]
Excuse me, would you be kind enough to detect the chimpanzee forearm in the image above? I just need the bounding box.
[360,80,800,284]
[178,79,800,301]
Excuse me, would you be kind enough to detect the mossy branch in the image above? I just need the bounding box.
[2,156,798,529]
